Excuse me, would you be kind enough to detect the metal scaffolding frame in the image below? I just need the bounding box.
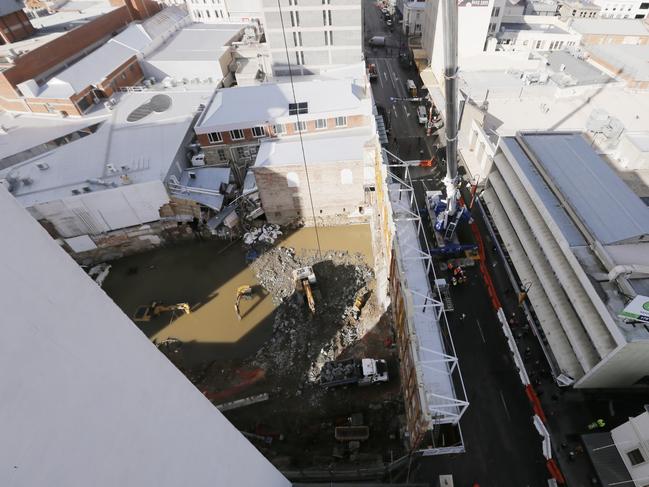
[384,149,469,437]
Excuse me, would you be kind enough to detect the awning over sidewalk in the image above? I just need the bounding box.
[583,432,632,487]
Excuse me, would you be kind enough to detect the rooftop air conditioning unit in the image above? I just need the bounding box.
[21,177,33,186]
[36,162,49,170]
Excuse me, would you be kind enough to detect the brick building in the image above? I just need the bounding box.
[0,0,35,44]
[0,0,162,114]
[193,72,377,225]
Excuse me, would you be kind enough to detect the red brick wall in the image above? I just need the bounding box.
[0,10,35,44]
[97,57,144,96]
[197,114,370,148]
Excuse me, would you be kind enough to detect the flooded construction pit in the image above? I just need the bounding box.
[103,224,405,472]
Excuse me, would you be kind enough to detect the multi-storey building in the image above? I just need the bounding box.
[590,0,649,18]
[186,0,263,24]
[403,0,426,35]
[0,0,35,43]
[559,0,601,18]
[481,132,649,388]
[261,0,362,76]
[194,74,376,224]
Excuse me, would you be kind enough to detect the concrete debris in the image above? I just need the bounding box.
[249,246,376,404]
[243,223,282,246]
[87,263,111,287]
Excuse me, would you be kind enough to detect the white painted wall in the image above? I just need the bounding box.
[611,411,649,485]
[0,186,291,487]
[27,180,170,238]
[431,0,495,78]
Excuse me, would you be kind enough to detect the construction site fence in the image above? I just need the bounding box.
[281,454,412,482]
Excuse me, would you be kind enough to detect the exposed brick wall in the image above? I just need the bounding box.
[97,57,144,96]
[197,114,371,149]
[0,10,35,44]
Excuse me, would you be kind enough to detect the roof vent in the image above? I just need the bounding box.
[71,189,82,195]
[36,162,49,170]
[21,177,33,186]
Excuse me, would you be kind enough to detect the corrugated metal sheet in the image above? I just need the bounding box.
[520,133,649,245]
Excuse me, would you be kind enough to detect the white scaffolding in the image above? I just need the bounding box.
[385,151,469,434]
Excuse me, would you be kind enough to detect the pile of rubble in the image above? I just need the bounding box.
[249,247,375,390]
[243,223,282,246]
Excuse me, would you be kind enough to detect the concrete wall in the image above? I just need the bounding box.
[430,0,494,78]
[262,0,362,75]
[0,185,291,487]
[576,341,649,388]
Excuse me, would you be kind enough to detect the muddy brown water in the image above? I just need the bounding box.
[103,225,374,367]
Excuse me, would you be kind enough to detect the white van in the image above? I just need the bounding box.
[406,79,417,96]
[417,105,427,125]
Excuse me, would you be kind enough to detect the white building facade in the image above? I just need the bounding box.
[262,0,362,76]
[186,0,264,23]
[403,0,426,35]
[591,0,649,18]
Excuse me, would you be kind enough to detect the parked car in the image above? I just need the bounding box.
[417,105,428,125]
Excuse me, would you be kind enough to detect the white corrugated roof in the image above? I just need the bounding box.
[521,132,649,245]
[254,133,369,168]
[197,79,369,132]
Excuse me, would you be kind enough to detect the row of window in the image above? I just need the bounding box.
[189,0,222,4]
[193,8,225,19]
[289,9,333,27]
[289,0,332,4]
[205,116,348,144]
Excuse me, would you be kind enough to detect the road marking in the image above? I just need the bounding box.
[499,389,512,420]
[402,104,409,118]
[476,318,486,343]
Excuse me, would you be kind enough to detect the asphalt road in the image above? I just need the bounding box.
[362,1,549,485]
[364,2,437,162]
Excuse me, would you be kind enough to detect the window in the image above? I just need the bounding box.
[340,168,353,185]
[335,116,347,127]
[230,129,244,140]
[628,449,646,466]
[287,171,300,187]
[294,121,307,131]
[288,102,308,115]
[273,123,285,135]
[315,118,327,129]
[491,6,500,16]
[206,9,211,17]
[328,10,332,24]
[324,30,329,45]
[641,2,649,7]
[208,132,222,144]
[329,31,333,45]
[535,40,543,49]
[252,126,266,137]
[217,148,228,162]
[290,10,296,26]
[295,51,305,64]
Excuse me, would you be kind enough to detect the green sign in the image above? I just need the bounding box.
[619,295,649,323]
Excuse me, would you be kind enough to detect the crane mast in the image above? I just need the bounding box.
[442,0,460,217]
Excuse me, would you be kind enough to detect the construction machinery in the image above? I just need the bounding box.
[350,289,370,320]
[292,266,317,314]
[320,358,389,388]
[235,285,253,320]
[133,302,190,322]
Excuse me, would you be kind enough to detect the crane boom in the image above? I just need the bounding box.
[442,0,460,217]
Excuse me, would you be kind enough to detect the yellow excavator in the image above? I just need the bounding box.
[133,301,190,322]
[235,285,253,320]
[292,266,317,314]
